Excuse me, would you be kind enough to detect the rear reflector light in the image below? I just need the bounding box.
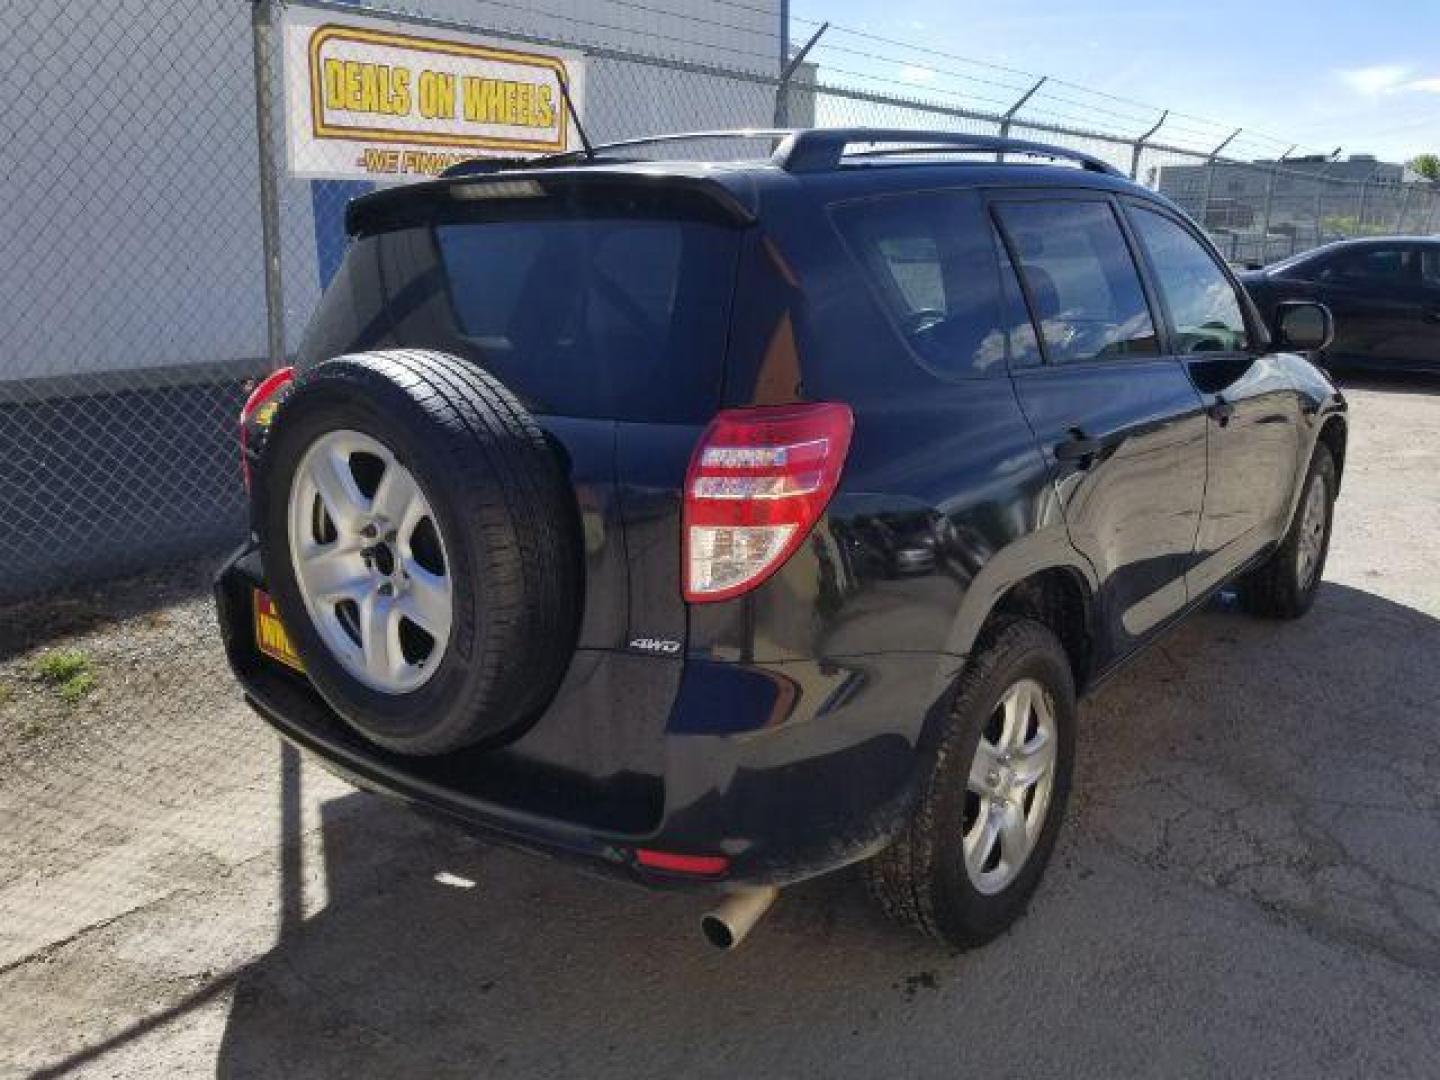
[239,366,294,491]
[635,849,730,876]
[683,402,853,603]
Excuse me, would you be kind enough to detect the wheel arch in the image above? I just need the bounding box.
[1317,414,1347,492]
[940,529,1100,697]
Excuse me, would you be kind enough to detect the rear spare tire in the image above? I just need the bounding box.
[256,349,582,755]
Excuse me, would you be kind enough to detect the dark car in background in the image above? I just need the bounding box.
[217,129,1347,952]
[1242,237,1440,372]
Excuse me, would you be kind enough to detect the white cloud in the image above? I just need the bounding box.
[1339,64,1411,95]
[1338,64,1440,96]
[898,64,937,85]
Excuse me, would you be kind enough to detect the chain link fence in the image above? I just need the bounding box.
[1,0,1437,601]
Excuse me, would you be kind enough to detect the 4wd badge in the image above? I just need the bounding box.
[628,637,681,655]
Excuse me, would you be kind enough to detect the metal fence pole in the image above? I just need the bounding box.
[1257,145,1295,264]
[1128,110,1168,181]
[1198,128,1241,233]
[1311,152,1342,245]
[1424,189,1440,235]
[1355,165,1379,236]
[773,21,827,127]
[250,0,286,370]
[996,78,1045,160]
[1392,182,1417,233]
[778,0,789,81]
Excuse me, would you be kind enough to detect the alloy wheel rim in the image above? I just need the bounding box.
[962,677,1058,895]
[287,429,452,694]
[1295,477,1327,589]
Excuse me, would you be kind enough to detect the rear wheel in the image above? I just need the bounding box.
[866,617,1075,948]
[1238,444,1335,620]
[257,349,583,755]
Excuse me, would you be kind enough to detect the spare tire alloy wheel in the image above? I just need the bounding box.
[288,429,451,694]
[258,350,584,756]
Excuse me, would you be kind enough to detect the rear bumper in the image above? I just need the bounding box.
[217,544,948,889]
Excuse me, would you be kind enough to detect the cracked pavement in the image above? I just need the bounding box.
[2,376,1438,1078]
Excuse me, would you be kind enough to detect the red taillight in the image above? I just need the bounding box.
[239,366,294,491]
[635,849,730,876]
[682,402,853,603]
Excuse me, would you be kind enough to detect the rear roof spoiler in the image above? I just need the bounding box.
[345,169,758,236]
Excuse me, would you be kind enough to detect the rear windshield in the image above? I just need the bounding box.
[299,199,741,423]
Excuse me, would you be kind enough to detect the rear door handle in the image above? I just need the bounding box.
[1424,309,1440,324]
[1053,430,1105,464]
[1208,396,1235,425]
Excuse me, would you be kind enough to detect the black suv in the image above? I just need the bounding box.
[217,129,1347,950]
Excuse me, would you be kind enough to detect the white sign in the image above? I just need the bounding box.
[282,8,586,180]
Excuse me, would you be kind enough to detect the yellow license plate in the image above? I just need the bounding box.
[254,589,304,673]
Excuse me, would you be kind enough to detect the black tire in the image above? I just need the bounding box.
[256,349,582,755]
[1237,444,1336,620]
[865,617,1076,949]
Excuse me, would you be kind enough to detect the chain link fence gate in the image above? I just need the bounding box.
[2,0,1437,602]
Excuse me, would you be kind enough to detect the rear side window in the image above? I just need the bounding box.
[833,190,1008,376]
[994,200,1158,365]
[435,217,738,420]
[1423,249,1440,288]
[1316,247,1411,284]
[1129,206,1249,353]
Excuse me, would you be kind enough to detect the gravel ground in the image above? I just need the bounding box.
[1,376,1438,1079]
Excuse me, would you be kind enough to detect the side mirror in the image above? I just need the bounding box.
[1273,300,1334,352]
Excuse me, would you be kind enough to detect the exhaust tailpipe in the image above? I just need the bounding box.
[701,886,778,950]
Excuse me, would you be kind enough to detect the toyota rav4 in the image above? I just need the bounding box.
[216,129,1347,950]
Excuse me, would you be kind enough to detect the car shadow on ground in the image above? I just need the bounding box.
[209,581,1440,1078]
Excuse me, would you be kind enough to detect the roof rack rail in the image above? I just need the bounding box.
[437,128,1126,179]
[771,128,1126,176]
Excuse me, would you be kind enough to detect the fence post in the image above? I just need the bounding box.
[1257,145,1295,264]
[996,78,1045,160]
[1311,152,1342,246]
[250,0,286,370]
[1392,182,1417,233]
[1355,165,1379,236]
[778,0,789,83]
[1424,189,1440,235]
[773,21,827,127]
[1198,128,1241,233]
[1128,110,1167,182]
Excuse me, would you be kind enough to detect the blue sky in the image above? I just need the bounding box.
[790,0,1439,162]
